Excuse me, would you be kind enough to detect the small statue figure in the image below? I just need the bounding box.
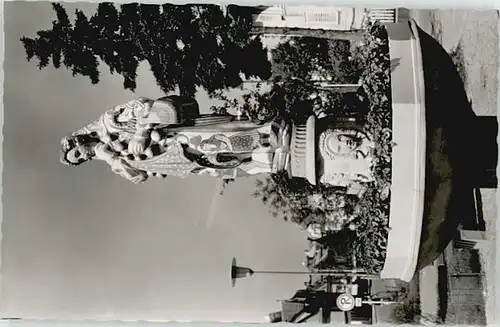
[60,96,283,183]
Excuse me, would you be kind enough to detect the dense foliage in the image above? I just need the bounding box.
[250,22,393,273]
[21,3,271,97]
[390,298,422,324]
[210,37,362,123]
[349,23,393,272]
[253,171,358,226]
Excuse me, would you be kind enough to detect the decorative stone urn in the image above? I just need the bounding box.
[274,115,375,197]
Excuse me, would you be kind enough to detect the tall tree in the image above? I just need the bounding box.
[21,3,272,97]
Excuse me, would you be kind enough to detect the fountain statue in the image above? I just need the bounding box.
[60,95,374,194]
[59,20,437,283]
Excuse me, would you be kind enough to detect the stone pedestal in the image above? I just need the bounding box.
[285,115,373,194]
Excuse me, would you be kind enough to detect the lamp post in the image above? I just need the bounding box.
[230,257,379,287]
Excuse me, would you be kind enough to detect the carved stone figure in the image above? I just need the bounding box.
[318,127,374,187]
[60,96,284,183]
[60,96,375,193]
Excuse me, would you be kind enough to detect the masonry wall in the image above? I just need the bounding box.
[444,247,486,325]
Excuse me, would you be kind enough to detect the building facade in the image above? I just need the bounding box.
[252,6,366,31]
[250,6,403,31]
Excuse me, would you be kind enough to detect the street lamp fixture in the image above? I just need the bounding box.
[230,257,255,287]
[230,257,379,287]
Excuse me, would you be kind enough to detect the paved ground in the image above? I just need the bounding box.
[410,9,498,325]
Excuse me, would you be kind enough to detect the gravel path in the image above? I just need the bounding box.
[431,11,498,326]
[411,9,498,325]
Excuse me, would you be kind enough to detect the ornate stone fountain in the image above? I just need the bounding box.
[60,20,428,283]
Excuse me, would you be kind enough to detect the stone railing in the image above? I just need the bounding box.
[366,8,397,23]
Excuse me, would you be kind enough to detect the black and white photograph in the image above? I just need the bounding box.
[2,2,498,325]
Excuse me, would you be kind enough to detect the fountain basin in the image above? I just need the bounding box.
[380,20,426,282]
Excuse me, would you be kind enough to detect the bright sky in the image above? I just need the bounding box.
[2,2,308,322]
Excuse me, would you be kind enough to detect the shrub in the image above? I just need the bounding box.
[390,298,422,324]
[350,21,393,273]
